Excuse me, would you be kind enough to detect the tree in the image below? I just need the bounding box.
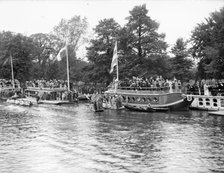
[126,4,167,58]
[53,15,88,53]
[86,18,121,84]
[53,15,88,81]
[122,4,168,77]
[191,7,224,79]
[171,38,194,81]
[0,31,34,83]
[30,33,61,79]
[85,5,170,83]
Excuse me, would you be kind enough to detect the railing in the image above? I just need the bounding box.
[118,86,172,91]
[187,88,224,96]
[26,86,68,91]
[0,84,20,89]
[186,89,203,95]
[117,86,182,92]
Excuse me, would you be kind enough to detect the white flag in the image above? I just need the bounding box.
[56,46,66,61]
[110,41,118,73]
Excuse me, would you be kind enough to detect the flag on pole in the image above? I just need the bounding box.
[110,41,118,73]
[56,46,67,61]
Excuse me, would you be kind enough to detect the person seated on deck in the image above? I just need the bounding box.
[11,91,22,99]
[115,95,122,109]
[11,92,18,99]
[36,94,40,103]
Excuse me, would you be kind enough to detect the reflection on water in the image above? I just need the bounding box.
[0,102,224,173]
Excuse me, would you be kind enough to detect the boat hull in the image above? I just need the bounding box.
[146,97,193,111]
[24,87,78,105]
[124,104,156,112]
[38,100,71,105]
[105,89,193,111]
[78,94,90,101]
[160,97,193,111]
[208,111,224,116]
[189,95,224,111]
[6,98,33,107]
[90,103,104,112]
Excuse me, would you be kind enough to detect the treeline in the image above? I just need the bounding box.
[0,4,223,86]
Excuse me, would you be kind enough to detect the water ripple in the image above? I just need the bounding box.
[0,103,224,172]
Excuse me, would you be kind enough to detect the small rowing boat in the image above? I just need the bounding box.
[6,98,33,107]
[124,104,155,112]
[124,104,169,112]
[37,100,71,105]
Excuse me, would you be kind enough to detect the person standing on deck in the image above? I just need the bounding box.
[204,83,209,96]
[168,80,173,93]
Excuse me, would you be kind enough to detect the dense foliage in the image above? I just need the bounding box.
[0,15,89,84]
[123,4,169,78]
[191,7,224,79]
[0,31,34,83]
[85,4,170,83]
[170,38,194,81]
[30,33,61,80]
[86,18,121,85]
[1,4,222,85]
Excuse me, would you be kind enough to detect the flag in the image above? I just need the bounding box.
[56,46,66,61]
[2,58,9,66]
[110,41,118,73]
[1,55,11,66]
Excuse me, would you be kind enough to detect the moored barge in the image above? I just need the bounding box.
[187,86,224,111]
[105,85,193,111]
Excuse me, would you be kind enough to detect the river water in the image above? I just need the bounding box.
[0,102,224,173]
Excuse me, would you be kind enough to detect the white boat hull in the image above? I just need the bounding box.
[6,98,32,107]
[38,100,70,105]
[189,95,224,111]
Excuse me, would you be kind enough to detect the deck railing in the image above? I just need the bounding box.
[0,84,20,89]
[26,86,68,90]
[187,88,224,96]
[118,86,172,91]
[106,86,183,94]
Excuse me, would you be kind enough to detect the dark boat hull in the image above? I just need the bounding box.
[94,109,104,112]
[124,104,170,112]
[151,97,194,111]
[124,104,156,112]
[78,95,89,101]
[90,103,104,112]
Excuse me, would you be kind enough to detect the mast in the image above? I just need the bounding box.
[10,54,15,89]
[116,51,119,81]
[65,40,70,91]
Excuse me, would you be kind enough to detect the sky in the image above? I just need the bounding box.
[0,0,223,57]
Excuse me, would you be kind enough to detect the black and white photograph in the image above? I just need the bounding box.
[0,0,224,172]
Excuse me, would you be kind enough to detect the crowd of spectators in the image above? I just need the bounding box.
[3,77,224,96]
[26,79,69,89]
[108,76,224,96]
[114,76,182,91]
[186,79,224,96]
[25,79,105,94]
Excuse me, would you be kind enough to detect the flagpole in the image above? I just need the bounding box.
[65,40,70,92]
[10,54,15,89]
[116,52,119,81]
